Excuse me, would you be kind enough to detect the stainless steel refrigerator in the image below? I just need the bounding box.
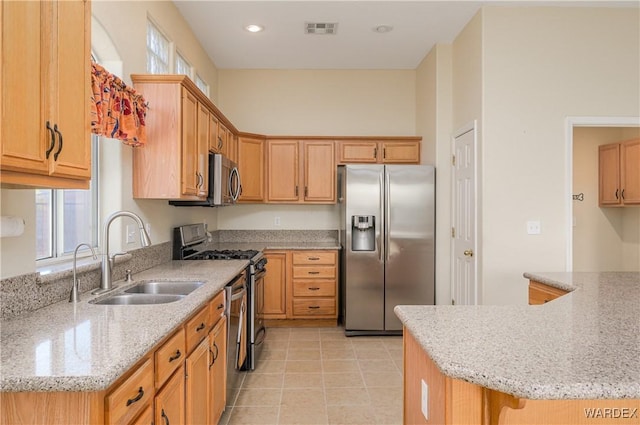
[338,164,435,335]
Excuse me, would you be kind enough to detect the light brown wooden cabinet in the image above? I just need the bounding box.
[237,136,265,202]
[337,139,421,164]
[105,358,154,425]
[131,75,208,200]
[290,251,338,319]
[0,0,91,189]
[155,367,185,425]
[528,281,568,305]
[185,339,209,425]
[263,251,288,319]
[266,140,335,203]
[209,315,227,425]
[599,138,640,206]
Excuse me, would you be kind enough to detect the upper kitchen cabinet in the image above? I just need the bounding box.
[599,138,640,206]
[131,75,208,200]
[337,138,421,164]
[237,135,265,202]
[0,0,91,189]
[266,139,335,204]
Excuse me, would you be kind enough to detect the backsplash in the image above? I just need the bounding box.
[0,242,171,320]
[215,230,338,243]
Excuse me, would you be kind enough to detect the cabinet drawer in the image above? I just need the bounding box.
[293,298,336,316]
[106,358,154,425]
[292,251,336,265]
[528,281,568,305]
[185,305,211,354]
[209,290,226,324]
[155,328,185,388]
[292,266,336,279]
[293,280,336,297]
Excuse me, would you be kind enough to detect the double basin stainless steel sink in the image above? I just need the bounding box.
[90,280,205,305]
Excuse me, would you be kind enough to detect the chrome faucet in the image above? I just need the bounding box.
[69,243,98,302]
[92,211,151,295]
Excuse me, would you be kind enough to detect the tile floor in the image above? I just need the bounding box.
[221,327,404,425]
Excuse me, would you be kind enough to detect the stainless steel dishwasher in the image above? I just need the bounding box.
[225,271,247,407]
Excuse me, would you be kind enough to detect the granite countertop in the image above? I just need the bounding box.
[205,241,341,251]
[395,272,640,400]
[0,260,248,393]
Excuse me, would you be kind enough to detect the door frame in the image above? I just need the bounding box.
[451,120,479,305]
[564,116,640,271]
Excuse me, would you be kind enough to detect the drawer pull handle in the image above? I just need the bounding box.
[161,408,170,425]
[308,306,320,309]
[169,349,181,362]
[209,347,215,368]
[308,271,320,275]
[308,257,320,260]
[126,387,144,406]
[53,124,63,161]
[196,323,206,332]
[217,303,224,310]
[45,121,56,159]
[309,287,320,290]
[212,342,219,362]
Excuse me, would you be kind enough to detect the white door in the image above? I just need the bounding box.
[452,125,478,305]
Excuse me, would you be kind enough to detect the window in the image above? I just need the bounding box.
[146,20,169,74]
[195,74,209,97]
[175,52,192,78]
[36,137,99,261]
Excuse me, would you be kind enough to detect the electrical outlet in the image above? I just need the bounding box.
[274,216,281,226]
[526,220,541,235]
[421,379,429,420]
[126,225,135,244]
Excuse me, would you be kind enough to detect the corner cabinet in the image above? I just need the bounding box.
[266,140,336,203]
[599,138,640,206]
[131,75,208,200]
[0,0,91,189]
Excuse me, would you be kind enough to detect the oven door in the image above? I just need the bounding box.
[251,268,267,370]
[225,273,247,404]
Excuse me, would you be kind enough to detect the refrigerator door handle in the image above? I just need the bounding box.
[379,171,384,262]
[385,168,390,262]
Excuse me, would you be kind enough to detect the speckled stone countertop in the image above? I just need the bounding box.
[0,260,248,392]
[211,229,341,250]
[205,241,341,251]
[394,272,640,400]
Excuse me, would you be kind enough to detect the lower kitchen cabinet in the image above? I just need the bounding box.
[155,367,185,425]
[185,339,209,425]
[264,249,338,324]
[264,251,288,319]
[209,315,227,425]
[528,280,568,305]
[105,358,154,425]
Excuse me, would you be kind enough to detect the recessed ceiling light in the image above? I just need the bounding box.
[245,24,264,33]
[374,25,393,34]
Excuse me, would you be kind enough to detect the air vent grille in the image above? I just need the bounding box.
[305,22,338,35]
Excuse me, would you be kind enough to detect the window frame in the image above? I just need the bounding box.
[146,19,171,74]
[195,74,209,97]
[175,51,193,78]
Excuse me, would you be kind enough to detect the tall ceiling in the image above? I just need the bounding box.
[173,1,638,70]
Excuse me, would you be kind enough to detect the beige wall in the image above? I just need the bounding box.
[572,127,640,271]
[217,204,339,230]
[415,44,454,305]
[481,7,640,304]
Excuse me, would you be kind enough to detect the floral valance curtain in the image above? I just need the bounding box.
[90,61,148,147]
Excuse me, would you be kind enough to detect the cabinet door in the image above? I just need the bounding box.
[209,114,220,153]
[621,138,640,205]
[209,315,227,425]
[185,339,209,425]
[237,136,265,202]
[49,0,91,180]
[267,140,299,202]
[381,141,420,164]
[181,88,199,196]
[155,367,185,425]
[337,141,378,164]
[196,103,209,198]
[303,141,336,202]
[263,251,287,318]
[1,1,49,175]
[599,143,621,206]
[218,124,229,158]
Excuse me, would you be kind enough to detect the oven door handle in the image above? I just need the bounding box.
[254,268,267,281]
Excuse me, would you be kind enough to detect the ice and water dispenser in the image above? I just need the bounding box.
[351,215,375,251]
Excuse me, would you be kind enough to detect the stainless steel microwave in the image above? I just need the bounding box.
[169,153,241,207]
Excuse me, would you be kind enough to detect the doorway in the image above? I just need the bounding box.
[567,117,640,272]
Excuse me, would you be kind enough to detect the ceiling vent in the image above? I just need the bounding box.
[305,22,338,35]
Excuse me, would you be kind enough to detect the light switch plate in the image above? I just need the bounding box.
[526,220,541,235]
[421,379,429,420]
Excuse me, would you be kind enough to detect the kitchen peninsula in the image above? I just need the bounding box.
[396,272,640,424]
